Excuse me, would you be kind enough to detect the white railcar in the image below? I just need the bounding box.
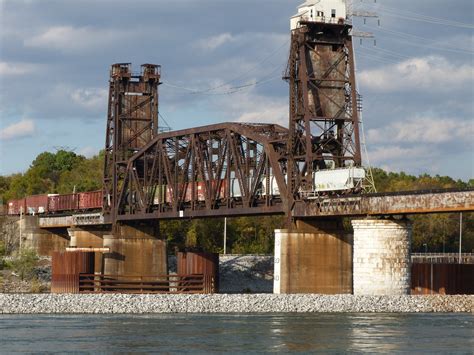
[313,167,365,193]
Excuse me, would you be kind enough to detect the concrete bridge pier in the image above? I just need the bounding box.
[103,222,167,277]
[20,216,69,256]
[274,218,352,294]
[352,218,412,295]
[67,226,111,273]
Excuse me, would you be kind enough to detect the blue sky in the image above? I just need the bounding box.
[0,0,473,180]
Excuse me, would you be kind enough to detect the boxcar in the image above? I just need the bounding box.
[78,190,103,210]
[48,193,79,212]
[7,198,26,215]
[25,194,50,214]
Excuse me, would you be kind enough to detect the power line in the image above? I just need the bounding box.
[363,24,474,55]
[162,39,290,95]
[364,3,474,29]
[163,61,286,96]
[158,112,172,131]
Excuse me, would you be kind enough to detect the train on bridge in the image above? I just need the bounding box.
[7,167,366,216]
[7,190,102,216]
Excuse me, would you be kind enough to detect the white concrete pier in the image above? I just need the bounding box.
[352,218,412,295]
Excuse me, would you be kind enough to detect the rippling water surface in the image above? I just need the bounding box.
[1,313,472,353]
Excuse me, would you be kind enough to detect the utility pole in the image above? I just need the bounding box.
[459,212,463,264]
[19,206,23,251]
[223,217,227,255]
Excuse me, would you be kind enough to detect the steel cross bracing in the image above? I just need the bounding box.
[103,63,161,219]
[107,122,289,223]
[285,21,361,205]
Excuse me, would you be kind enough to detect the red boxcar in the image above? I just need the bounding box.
[48,193,79,212]
[25,194,50,214]
[165,180,227,204]
[8,198,26,215]
[78,190,103,210]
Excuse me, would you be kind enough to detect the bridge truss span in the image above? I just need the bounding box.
[109,122,290,222]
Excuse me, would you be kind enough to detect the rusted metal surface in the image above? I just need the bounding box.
[275,221,352,294]
[7,198,26,215]
[412,253,474,264]
[25,194,49,214]
[109,122,288,223]
[78,274,213,294]
[51,251,95,293]
[78,190,102,210]
[293,189,474,217]
[48,193,78,212]
[284,20,362,221]
[411,263,474,295]
[177,252,219,293]
[103,63,161,221]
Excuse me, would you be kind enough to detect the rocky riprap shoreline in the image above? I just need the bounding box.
[0,294,472,314]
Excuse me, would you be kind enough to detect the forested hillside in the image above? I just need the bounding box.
[1,150,472,253]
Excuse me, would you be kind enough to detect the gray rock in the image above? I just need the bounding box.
[0,294,472,314]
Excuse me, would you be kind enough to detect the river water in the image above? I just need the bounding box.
[0,313,472,353]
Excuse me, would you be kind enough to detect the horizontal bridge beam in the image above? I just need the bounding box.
[293,189,474,218]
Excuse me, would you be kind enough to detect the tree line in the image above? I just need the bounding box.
[1,150,472,254]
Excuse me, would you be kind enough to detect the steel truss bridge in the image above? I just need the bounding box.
[94,21,473,226]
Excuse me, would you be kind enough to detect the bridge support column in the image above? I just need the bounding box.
[274,219,352,294]
[68,227,110,273]
[20,216,69,256]
[352,218,412,295]
[103,222,167,277]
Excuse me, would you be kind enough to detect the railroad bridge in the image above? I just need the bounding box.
[20,6,474,295]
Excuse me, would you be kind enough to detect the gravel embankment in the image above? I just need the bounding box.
[0,294,472,314]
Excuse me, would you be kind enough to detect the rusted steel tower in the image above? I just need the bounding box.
[285,14,362,204]
[103,63,161,222]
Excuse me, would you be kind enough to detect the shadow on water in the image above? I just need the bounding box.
[0,313,473,353]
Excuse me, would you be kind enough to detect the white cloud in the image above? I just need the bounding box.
[70,88,108,111]
[367,117,473,144]
[195,33,234,51]
[359,56,473,92]
[206,82,288,127]
[367,145,442,174]
[0,61,38,76]
[24,25,135,52]
[0,119,35,140]
[235,102,288,126]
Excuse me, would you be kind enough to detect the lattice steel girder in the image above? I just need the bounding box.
[292,189,474,218]
[106,122,289,222]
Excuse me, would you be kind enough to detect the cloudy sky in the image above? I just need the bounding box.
[0,0,473,180]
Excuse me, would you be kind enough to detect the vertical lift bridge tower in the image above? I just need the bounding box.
[286,0,362,205]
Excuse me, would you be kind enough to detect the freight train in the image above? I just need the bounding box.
[7,190,102,215]
[7,167,366,216]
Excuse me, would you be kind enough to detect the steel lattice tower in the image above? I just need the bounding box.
[285,19,362,202]
[103,63,161,222]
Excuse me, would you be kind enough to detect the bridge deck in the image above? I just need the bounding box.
[293,189,474,218]
[38,188,474,228]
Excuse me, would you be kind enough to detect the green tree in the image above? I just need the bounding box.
[11,249,39,281]
[57,151,104,193]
